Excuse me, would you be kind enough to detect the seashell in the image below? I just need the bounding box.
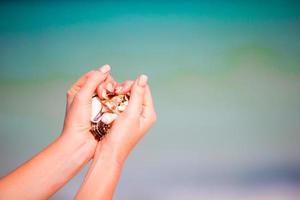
[101,106,110,113]
[101,94,130,114]
[90,96,102,123]
[90,93,130,140]
[117,104,127,112]
[90,121,111,141]
[101,113,118,124]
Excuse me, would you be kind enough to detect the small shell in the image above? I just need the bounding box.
[117,103,127,112]
[104,101,117,112]
[91,96,102,123]
[90,121,111,140]
[101,113,118,124]
[101,106,110,113]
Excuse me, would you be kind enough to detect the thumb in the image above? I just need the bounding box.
[126,75,148,117]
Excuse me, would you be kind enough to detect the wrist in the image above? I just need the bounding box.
[94,140,126,169]
[58,131,97,161]
[75,140,124,200]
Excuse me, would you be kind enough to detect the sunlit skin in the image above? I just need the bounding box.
[0,65,156,200]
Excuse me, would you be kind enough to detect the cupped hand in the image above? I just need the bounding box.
[61,66,156,164]
[62,64,114,144]
[97,75,157,162]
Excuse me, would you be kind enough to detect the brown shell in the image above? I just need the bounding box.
[90,121,111,141]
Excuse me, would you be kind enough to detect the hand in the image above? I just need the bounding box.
[97,75,157,162]
[62,64,116,150]
[75,75,156,200]
[0,65,121,200]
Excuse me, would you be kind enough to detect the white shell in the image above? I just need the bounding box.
[101,113,118,124]
[118,103,127,112]
[91,96,102,123]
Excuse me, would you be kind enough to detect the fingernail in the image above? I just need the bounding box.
[138,74,148,87]
[99,64,111,73]
[115,86,123,93]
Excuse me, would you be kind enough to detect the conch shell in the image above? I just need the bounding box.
[90,93,130,140]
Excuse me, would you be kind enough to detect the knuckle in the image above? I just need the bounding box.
[94,70,101,76]
[133,89,144,98]
[66,90,73,98]
[94,71,103,77]
[87,70,97,78]
[126,80,134,86]
[66,88,76,99]
[74,92,85,102]
[90,70,97,75]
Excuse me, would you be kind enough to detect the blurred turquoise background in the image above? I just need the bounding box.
[1,1,300,199]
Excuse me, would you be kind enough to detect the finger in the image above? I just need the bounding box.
[140,85,156,130]
[96,84,107,99]
[103,74,117,93]
[141,85,155,119]
[74,65,110,104]
[115,80,134,94]
[96,74,118,99]
[109,74,118,90]
[126,75,148,117]
[66,70,94,110]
